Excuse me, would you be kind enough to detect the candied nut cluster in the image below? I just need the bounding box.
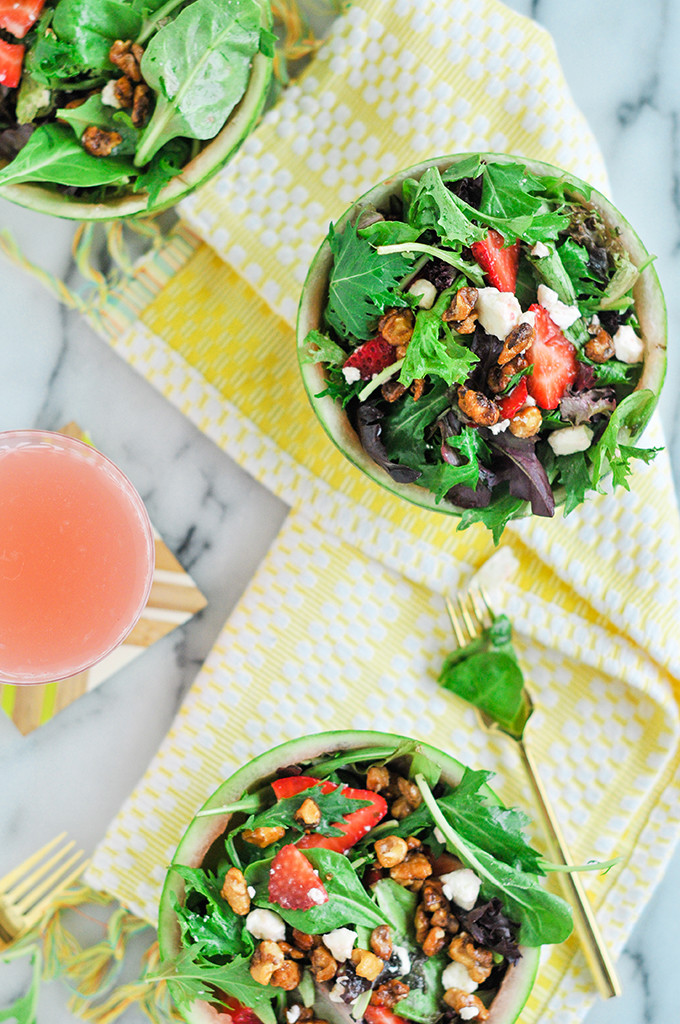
[220,866,250,916]
[366,767,423,821]
[457,385,500,427]
[443,286,479,334]
[82,127,123,157]
[448,933,493,984]
[108,40,152,128]
[584,325,615,363]
[443,989,490,1022]
[242,825,287,847]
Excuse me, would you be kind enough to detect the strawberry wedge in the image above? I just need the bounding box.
[268,843,328,910]
[471,228,520,293]
[343,336,395,380]
[497,377,528,419]
[0,0,45,39]
[273,774,387,853]
[525,304,578,409]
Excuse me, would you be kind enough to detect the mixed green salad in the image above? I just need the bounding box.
[300,156,662,540]
[162,742,575,1024]
[0,0,273,204]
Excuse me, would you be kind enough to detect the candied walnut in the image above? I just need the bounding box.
[131,83,152,128]
[455,314,478,334]
[295,797,321,828]
[448,933,493,984]
[366,766,391,792]
[351,948,384,981]
[457,385,500,427]
[405,836,421,850]
[63,97,87,110]
[391,852,432,884]
[271,960,302,990]
[390,796,412,820]
[109,39,143,82]
[443,990,489,1021]
[382,380,407,403]
[397,777,422,809]
[81,126,122,157]
[310,946,337,982]
[498,322,534,366]
[297,1011,314,1022]
[432,852,464,876]
[370,925,393,960]
[220,866,250,916]
[378,307,415,347]
[443,286,478,323]
[431,907,460,932]
[292,928,318,952]
[278,941,304,960]
[421,879,446,913]
[375,836,409,869]
[250,940,285,985]
[371,979,411,1008]
[414,905,430,944]
[411,378,425,402]
[487,353,529,394]
[113,75,134,108]
[509,406,542,438]
[422,926,447,957]
[243,825,286,847]
[584,327,615,363]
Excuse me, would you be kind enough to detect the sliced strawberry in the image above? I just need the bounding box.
[271,775,335,799]
[219,998,264,1024]
[343,336,395,380]
[526,304,578,410]
[0,0,45,39]
[497,377,528,419]
[470,228,520,293]
[297,786,387,853]
[0,39,24,88]
[268,843,328,911]
[365,1006,409,1024]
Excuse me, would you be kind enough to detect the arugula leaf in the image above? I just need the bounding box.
[374,878,417,943]
[457,491,526,545]
[135,0,262,165]
[131,136,193,205]
[399,287,479,388]
[0,124,133,188]
[404,167,485,245]
[52,0,143,70]
[587,359,637,387]
[246,784,372,838]
[325,221,415,341]
[171,866,253,958]
[382,378,452,464]
[358,220,422,247]
[157,950,278,1024]
[416,777,573,947]
[439,614,531,737]
[590,389,659,489]
[299,329,347,367]
[439,155,484,183]
[556,450,593,516]
[246,848,390,932]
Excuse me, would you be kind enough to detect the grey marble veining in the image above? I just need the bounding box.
[1,1,680,1022]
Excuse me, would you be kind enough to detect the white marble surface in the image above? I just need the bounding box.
[1,0,679,1021]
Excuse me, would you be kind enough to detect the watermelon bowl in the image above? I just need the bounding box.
[0,0,273,221]
[158,730,548,1024]
[296,154,667,533]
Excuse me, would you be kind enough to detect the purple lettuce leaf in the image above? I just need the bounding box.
[559,387,616,426]
[355,403,422,484]
[459,897,521,963]
[484,431,555,518]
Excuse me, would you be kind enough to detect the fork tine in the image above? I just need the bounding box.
[457,593,477,638]
[14,849,85,914]
[444,596,467,646]
[0,832,69,893]
[469,588,489,627]
[20,857,89,930]
[8,840,76,902]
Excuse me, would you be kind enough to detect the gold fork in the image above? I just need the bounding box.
[445,589,621,1000]
[0,833,89,948]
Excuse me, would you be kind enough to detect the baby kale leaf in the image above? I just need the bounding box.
[247,784,372,838]
[299,329,347,367]
[457,491,526,545]
[382,379,452,465]
[404,166,485,246]
[590,389,660,489]
[555,450,593,516]
[170,866,254,958]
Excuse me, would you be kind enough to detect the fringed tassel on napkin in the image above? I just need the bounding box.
[0,884,181,1024]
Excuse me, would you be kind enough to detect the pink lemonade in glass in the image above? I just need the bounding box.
[0,431,155,685]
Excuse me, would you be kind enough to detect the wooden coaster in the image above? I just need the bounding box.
[0,424,208,735]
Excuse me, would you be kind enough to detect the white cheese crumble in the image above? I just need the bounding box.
[487,418,510,435]
[101,80,122,109]
[322,928,357,963]
[247,885,256,898]
[287,1007,301,1023]
[440,868,482,911]
[524,395,537,406]
[518,310,536,329]
[460,1007,480,1020]
[531,241,550,258]
[329,981,347,1003]
[442,960,478,994]
[308,887,327,905]
[393,945,411,975]
[474,287,522,340]
[342,365,362,384]
[245,908,286,942]
[547,424,593,456]
[536,284,581,330]
[408,278,437,309]
[613,324,644,363]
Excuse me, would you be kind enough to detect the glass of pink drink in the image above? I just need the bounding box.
[0,430,155,685]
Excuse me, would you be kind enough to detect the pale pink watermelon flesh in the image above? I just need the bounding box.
[158,730,540,1024]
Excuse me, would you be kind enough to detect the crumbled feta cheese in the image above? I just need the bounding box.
[589,314,600,329]
[613,324,644,364]
[342,365,362,384]
[323,928,357,963]
[408,278,437,309]
[537,285,581,330]
[442,960,478,994]
[518,310,536,329]
[459,1007,480,1021]
[245,908,286,941]
[308,887,327,904]
[247,885,256,898]
[531,241,550,258]
[440,868,482,911]
[547,424,593,456]
[475,287,522,339]
[524,395,536,406]
[329,982,347,1003]
[393,945,411,975]
[101,80,122,109]
[287,1007,301,1023]
[488,418,510,435]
